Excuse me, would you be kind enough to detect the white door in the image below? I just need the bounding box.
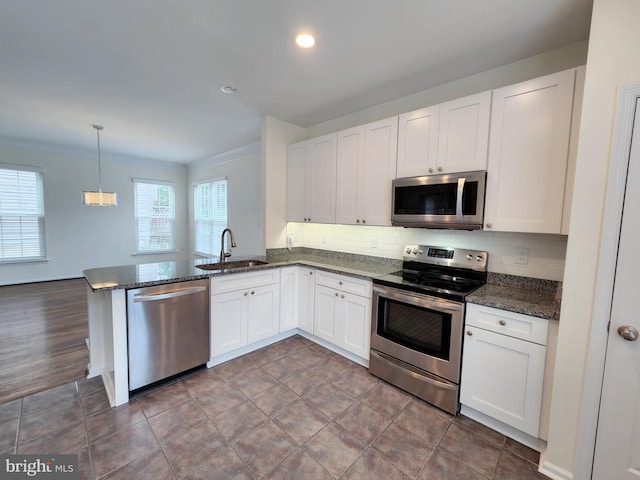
[593,99,640,478]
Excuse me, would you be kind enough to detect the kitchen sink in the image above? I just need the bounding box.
[196,260,268,271]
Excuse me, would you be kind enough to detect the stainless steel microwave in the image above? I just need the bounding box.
[391,170,486,229]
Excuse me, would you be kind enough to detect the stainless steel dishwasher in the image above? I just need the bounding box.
[127,279,209,391]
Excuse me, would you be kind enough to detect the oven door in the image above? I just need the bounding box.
[370,285,464,383]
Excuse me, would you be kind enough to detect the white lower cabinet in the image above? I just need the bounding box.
[210,266,371,363]
[297,268,315,334]
[279,266,298,332]
[460,304,548,437]
[210,270,280,357]
[313,272,372,360]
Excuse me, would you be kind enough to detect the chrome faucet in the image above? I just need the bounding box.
[219,228,236,262]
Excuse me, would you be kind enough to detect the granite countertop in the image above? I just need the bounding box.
[84,249,562,321]
[466,273,562,321]
[83,248,402,292]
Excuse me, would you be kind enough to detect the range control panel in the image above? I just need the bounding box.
[403,245,488,271]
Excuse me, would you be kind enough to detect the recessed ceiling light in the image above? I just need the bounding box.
[295,33,315,49]
[220,85,237,94]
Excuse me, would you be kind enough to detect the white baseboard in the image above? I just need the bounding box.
[538,450,574,480]
[207,330,298,367]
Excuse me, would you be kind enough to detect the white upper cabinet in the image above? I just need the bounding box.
[286,141,308,223]
[437,91,491,174]
[286,133,337,224]
[484,69,576,234]
[397,105,439,178]
[335,126,364,225]
[396,91,491,178]
[336,117,398,226]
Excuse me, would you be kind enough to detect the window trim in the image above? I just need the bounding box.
[193,176,228,257]
[133,178,176,255]
[0,163,47,263]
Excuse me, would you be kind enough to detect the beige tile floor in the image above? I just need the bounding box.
[0,335,548,479]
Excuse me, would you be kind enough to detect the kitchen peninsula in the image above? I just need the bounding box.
[83,250,400,407]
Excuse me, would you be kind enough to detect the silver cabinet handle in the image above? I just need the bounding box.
[428,168,434,173]
[618,325,639,341]
[438,166,443,172]
[466,330,472,336]
[486,223,492,229]
[341,294,345,299]
[362,219,366,224]
[251,291,255,295]
[244,292,248,296]
[335,292,339,297]
[499,320,507,326]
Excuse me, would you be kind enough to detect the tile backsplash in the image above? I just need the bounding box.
[286,223,567,281]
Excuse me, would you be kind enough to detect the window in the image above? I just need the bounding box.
[134,179,175,253]
[0,165,46,262]
[194,178,227,256]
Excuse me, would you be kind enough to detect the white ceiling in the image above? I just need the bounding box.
[0,0,593,164]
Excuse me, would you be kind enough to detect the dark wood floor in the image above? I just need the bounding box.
[0,278,89,404]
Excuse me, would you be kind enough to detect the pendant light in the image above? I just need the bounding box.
[82,124,117,206]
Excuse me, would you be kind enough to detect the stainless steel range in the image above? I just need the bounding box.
[370,245,488,415]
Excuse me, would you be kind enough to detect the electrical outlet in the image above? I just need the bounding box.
[515,247,529,265]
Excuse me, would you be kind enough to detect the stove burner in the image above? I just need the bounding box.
[372,245,488,301]
[421,280,462,291]
[400,270,478,293]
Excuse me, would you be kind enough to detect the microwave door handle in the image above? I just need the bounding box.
[456,177,466,217]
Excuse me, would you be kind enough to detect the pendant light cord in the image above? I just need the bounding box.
[93,124,104,193]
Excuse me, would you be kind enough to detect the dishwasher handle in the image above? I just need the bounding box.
[133,286,207,302]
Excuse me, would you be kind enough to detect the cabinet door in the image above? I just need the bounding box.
[397,106,439,177]
[359,117,399,226]
[437,91,491,174]
[286,141,309,222]
[247,284,280,344]
[336,126,364,225]
[484,69,576,233]
[309,133,337,224]
[337,292,371,360]
[314,285,338,344]
[297,268,315,334]
[211,291,248,357]
[460,326,546,436]
[279,266,298,332]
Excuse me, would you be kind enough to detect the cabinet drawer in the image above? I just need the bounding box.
[466,303,548,345]
[211,269,280,294]
[314,270,372,298]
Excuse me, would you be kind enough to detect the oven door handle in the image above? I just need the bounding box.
[372,285,463,313]
[456,177,466,218]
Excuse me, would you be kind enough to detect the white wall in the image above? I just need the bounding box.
[545,0,640,476]
[0,144,188,286]
[288,223,567,281]
[188,144,262,258]
[262,116,306,250]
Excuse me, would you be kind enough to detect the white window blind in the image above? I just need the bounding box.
[0,165,46,262]
[134,179,175,253]
[194,178,227,256]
